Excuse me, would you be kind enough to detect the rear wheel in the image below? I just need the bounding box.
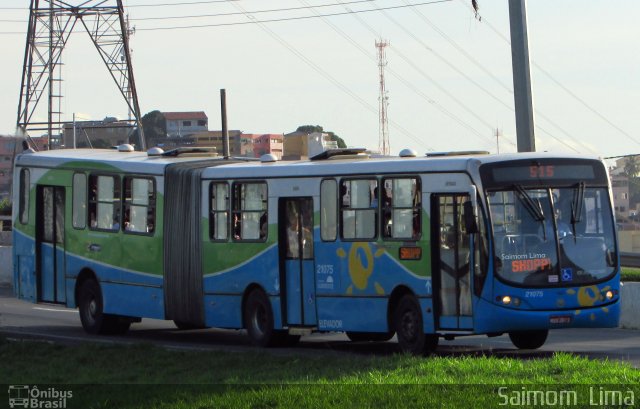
[394,294,437,355]
[346,331,394,342]
[78,279,130,335]
[244,289,277,347]
[508,330,548,350]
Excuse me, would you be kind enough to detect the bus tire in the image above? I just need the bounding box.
[508,330,548,350]
[78,279,106,335]
[78,279,131,335]
[394,294,428,355]
[244,289,277,347]
[346,331,394,342]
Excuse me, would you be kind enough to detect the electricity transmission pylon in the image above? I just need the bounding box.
[376,39,390,156]
[16,0,145,150]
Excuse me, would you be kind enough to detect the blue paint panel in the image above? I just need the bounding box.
[270,295,283,329]
[203,246,280,296]
[491,273,620,311]
[204,295,243,328]
[101,282,164,319]
[313,240,431,297]
[302,259,317,326]
[418,298,436,333]
[55,246,66,303]
[285,259,302,325]
[40,243,55,302]
[316,297,389,332]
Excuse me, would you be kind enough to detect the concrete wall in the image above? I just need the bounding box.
[0,246,12,286]
[620,282,640,329]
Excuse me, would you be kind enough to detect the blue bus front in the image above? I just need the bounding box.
[474,158,619,338]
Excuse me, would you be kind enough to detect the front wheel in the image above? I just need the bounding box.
[394,294,437,355]
[509,330,549,350]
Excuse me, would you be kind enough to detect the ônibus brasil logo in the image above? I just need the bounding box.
[8,385,73,408]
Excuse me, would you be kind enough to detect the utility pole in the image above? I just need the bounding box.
[376,39,390,156]
[17,0,145,150]
[508,0,536,152]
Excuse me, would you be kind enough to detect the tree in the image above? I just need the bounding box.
[134,110,167,147]
[295,125,347,148]
[624,156,640,178]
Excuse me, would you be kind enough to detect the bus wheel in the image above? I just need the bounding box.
[78,279,106,335]
[394,294,427,355]
[78,279,131,335]
[244,289,276,347]
[346,331,394,342]
[508,330,549,350]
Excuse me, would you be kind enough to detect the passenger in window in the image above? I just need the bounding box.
[286,215,300,258]
[259,213,267,239]
[233,214,241,240]
[371,187,379,208]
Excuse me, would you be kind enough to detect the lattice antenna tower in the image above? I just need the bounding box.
[16,0,145,150]
[375,39,390,156]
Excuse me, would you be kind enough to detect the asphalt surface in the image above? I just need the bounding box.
[1,285,640,366]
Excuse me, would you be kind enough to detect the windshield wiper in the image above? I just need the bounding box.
[514,185,546,222]
[570,182,585,236]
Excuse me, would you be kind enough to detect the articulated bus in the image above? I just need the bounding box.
[12,146,620,354]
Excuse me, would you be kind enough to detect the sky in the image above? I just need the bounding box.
[0,0,638,158]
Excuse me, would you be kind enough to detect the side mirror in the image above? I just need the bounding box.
[463,200,478,234]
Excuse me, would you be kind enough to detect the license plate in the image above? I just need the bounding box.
[550,315,572,324]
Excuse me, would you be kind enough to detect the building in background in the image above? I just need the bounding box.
[0,136,48,200]
[62,117,134,149]
[163,112,208,138]
[283,131,338,160]
[245,134,284,159]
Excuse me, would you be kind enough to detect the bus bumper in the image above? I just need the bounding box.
[473,297,620,334]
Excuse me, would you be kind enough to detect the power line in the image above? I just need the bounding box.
[1,0,381,22]
[455,0,640,148]
[333,0,501,148]
[137,0,453,31]
[229,2,436,151]
[0,0,454,34]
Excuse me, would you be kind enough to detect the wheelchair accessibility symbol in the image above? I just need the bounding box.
[561,268,573,282]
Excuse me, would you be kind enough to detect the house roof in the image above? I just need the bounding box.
[163,111,208,121]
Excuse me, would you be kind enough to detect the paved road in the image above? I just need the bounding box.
[2,286,639,366]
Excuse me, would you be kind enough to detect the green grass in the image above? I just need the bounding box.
[1,338,639,408]
[622,267,640,282]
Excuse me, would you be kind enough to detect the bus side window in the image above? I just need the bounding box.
[382,177,421,240]
[123,177,155,234]
[210,182,229,241]
[19,168,30,224]
[232,182,267,241]
[88,174,121,231]
[340,179,377,240]
[72,173,87,229]
[320,179,337,241]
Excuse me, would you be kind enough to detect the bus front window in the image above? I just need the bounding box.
[488,187,616,286]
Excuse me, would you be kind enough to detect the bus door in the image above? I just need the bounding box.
[433,194,473,330]
[36,185,66,304]
[279,197,317,327]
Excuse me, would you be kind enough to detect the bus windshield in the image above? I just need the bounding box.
[488,186,617,286]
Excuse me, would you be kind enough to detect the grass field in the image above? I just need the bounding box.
[1,337,638,409]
